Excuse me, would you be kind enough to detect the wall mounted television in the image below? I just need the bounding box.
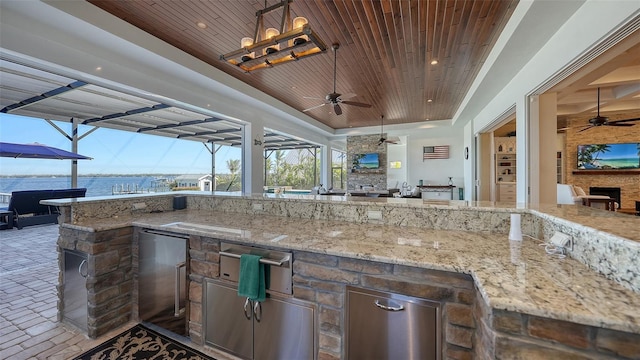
[577,142,640,170]
[353,153,380,169]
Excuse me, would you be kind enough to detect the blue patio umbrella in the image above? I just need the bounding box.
[0,142,92,160]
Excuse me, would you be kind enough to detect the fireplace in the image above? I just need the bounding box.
[590,187,621,207]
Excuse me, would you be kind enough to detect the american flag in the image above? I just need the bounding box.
[423,145,449,160]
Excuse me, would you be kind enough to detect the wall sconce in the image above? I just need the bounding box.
[220,0,327,72]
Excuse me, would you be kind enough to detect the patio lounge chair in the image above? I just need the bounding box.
[6,188,86,229]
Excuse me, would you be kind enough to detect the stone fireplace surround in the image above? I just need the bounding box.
[52,192,640,359]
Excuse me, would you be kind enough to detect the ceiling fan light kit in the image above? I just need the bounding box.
[220,0,327,73]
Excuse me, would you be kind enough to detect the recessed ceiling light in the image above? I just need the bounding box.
[427,99,433,103]
[425,118,430,121]
[430,60,438,65]
[95,66,102,71]
[196,22,207,29]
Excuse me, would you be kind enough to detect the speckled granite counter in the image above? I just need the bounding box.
[48,191,640,292]
[59,207,640,335]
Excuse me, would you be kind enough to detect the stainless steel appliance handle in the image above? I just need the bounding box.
[78,259,88,278]
[253,301,262,322]
[219,250,289,267]
[142,229,189,239]
[174,261,186,317]
[243,298,252,320]
[374,299,405,311]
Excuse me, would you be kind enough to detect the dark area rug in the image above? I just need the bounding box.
[73,323,215,360]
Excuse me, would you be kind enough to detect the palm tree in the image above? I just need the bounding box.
[589,144,611,163]
[225,159,241,191]
[273,150,286,185]
[578,144,611,169]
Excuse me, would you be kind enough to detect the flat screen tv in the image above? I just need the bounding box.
[353,153,380,169]
[577,142,640,170]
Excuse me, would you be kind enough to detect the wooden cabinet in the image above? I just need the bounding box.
[494,136,516,183]
[494,137,516,202]
[497,183,516,203]
[495,154,516,182]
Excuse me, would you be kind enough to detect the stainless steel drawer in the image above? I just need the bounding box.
[346,286,441,360]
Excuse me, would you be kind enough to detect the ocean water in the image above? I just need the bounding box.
[0,175,172,197]
[599,158,639,169]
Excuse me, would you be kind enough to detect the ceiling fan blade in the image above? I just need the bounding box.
[577,126,594,133]
[333,103,342,115]
[608,117,640,124]
[386,136,401,144]
[339,92,356,100]
[303,103,327,112]
[340,100,372,108]
[606,123,635,127]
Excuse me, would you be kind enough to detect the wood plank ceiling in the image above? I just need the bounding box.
[87,0,518,130]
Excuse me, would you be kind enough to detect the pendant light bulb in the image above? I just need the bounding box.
[240,37,255,62]
[264,28,280,54]
[292,17,309,45]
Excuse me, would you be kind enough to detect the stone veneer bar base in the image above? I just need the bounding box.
[475,290,640,359]
[187,235,477,359]
[57,226,133,338]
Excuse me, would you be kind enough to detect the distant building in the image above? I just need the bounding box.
[175,174,214,191]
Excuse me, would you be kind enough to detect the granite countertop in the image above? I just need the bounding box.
[64,209,640,334]
[45,191,640,242]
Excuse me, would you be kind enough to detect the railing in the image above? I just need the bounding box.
[111,184,151,195]
[0,192,11,206]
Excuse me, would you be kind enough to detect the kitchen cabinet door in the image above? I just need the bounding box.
[205,281,253,359]
[346,286,440,360]
[139,230,188,335]
[254,296,315,360]
[63,249,88,331]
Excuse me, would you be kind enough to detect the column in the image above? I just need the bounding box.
[242,119,265,194]
[525,93,557,205]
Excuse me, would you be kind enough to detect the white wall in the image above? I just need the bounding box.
[472,2,640,134]
[407,125,465,190]
[386,138,407,189]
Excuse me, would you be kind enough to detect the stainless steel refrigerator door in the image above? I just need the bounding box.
[139,231,187,335]
[205,281,253,360]
[63,249,88,331]
[346,286,441,360]
[254,295,315,360]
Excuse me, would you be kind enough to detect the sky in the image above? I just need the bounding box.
[0,114,241,176]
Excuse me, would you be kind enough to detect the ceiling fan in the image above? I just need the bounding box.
[576,87,640,132]
[302,43,372,116]
[377,115,399,146]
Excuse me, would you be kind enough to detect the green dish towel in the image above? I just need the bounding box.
[237,254,265,302]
